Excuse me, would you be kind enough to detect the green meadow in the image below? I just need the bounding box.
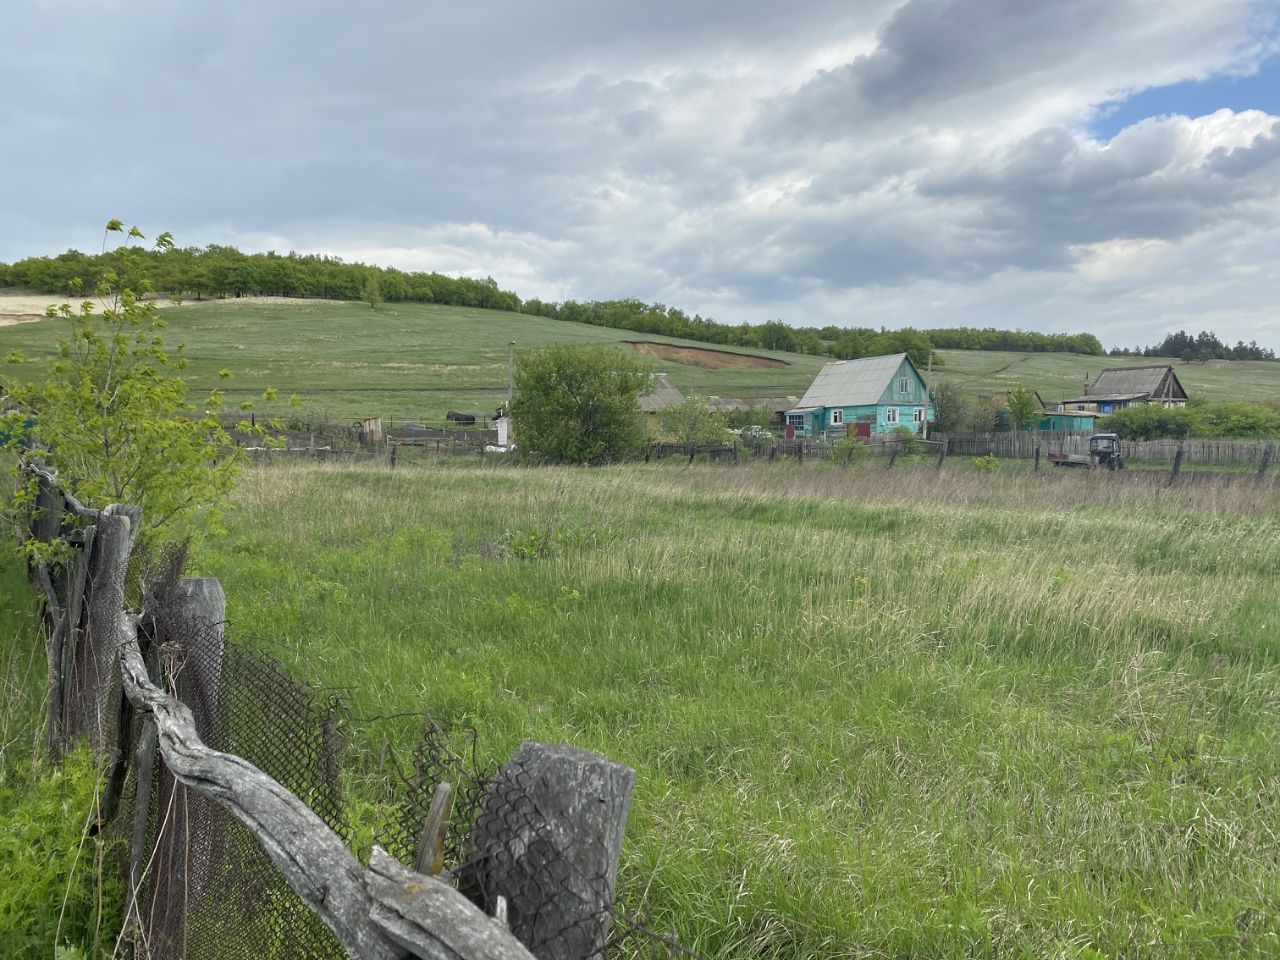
[164,458,1280,958]
[2,299,1278,420]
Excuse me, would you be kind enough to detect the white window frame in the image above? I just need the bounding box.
[830,409,843,426]
[885,407,899,424]
[912,407,925,423]
[785,413,805,426]
[899,376,910,394]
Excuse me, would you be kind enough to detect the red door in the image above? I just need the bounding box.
[855,421,871,439]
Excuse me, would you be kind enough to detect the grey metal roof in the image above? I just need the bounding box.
[1088,366,1176,398]
[704,396,798,412]
[796,353,907,408]
[1059,393,1149,404]
[639,373,685,412]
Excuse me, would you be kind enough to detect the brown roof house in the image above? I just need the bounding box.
[1059,365,1188,415]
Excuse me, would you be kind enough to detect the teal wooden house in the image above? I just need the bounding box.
[1037,410,1102,431]
[784,353,934,439]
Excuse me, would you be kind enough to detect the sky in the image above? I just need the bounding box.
[3,0,1279,349]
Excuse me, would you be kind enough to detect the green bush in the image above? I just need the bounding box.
[0,749,123,958]
[659,396,729,446]
[1100,402,1280,440]
[887,425,921,455]
[970,454,1000,474]
[511,345,652,464]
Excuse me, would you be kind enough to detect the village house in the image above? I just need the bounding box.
[784,353,934,439]
[639,373,685,414]
[1057,365,1189,415]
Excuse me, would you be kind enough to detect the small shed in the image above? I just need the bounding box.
[639,373,685,414]
[1038,410,1102,431]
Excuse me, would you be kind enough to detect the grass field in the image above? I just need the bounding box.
[169,458,1280,958]
[931,349,1280,406]
[2,298,1278,421]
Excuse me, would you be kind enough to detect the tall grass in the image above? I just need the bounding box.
[170,461,1280,956]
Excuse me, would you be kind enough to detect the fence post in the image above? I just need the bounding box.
[886,449,898,470]
[936,440,948,471]
[1258,441,1275,481]
[1034,444,1041,474]
[389,444,398,469]
[797,442,803,464]
[458,742,635,960]
[1168,443,1184,485]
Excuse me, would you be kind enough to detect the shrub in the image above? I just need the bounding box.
[659,396,729,446]
[971,454,1000,474]
[0,749,123,958]
[511,345,653,464]
[887,425,921,455]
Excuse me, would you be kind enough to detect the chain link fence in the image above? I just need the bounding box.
[108,561,697,960]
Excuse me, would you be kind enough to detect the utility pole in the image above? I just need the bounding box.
[501,340,516,449]
[922,349,933,440]
[506,341,516,410]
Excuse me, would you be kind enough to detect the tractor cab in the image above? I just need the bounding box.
[1088,433,1123,470]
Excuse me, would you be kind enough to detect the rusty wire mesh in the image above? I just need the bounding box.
[102,550,699,960]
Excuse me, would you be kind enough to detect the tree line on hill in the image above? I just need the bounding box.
[8,243,1271,365]
[1108,329,1275,362]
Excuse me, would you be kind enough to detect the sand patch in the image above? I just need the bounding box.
[622,340,790,369]
[0,293,352,323]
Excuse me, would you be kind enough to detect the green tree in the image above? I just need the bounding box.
[970,395,1001,433]
[511,345,652,464]
[2,221,275,543]
[1005,386,1040,431]
[659,396,729,446]
[929,379,968,434]
[362,272,382,309]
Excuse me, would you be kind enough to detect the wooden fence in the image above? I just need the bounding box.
[22,461,640,960]
[938,432,1277,465]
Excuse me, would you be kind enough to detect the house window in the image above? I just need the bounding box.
[1076,404,1086,412]
[830,409,843,426]
[899,376,910,394]
[785,413,805,427]
[912,407,925,423]
[886,407,899,424]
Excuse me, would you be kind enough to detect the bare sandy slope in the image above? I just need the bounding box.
[0,294,349,326]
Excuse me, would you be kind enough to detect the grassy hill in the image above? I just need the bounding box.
[932,349,1280,405]
[2,298,1277,420]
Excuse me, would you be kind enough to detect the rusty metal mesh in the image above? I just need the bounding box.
[106,555,696,960]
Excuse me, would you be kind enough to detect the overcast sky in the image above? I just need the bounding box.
[4,0,1279,348]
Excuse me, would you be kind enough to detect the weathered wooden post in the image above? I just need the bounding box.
[390,444,399,469]
[459,742,635,960]
[1168,443,1184,485]
[1034,444,1041,474]
[135,576,228,934]
[936,439,947,471]
[1258,441,1275,481]
[64,504,140,760]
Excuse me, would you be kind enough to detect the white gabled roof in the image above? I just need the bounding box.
[796,353,909,408]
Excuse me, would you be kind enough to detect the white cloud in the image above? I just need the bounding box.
[1,0,1278,348]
